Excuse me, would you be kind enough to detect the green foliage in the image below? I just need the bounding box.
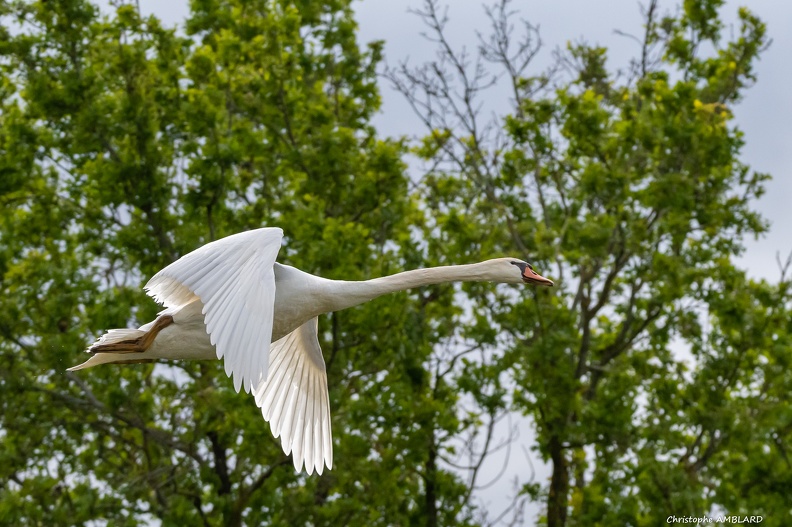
[1,0,789,526]
[394,0,790,525]
[0,0,444,525]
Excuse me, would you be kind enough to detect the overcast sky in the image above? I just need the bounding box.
[352,0,792,283]
[97,0,792,521]
[125,0,792,283]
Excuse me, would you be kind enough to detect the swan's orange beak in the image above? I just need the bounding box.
[523,268,554,287]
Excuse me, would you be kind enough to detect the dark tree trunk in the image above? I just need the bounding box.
[426,435,438,527]
[547,435,569,527]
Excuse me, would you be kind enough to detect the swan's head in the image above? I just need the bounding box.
[489,258,554,286]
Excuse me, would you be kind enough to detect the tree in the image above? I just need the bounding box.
[1,0,426,524]
[2,0,527,525]
[1,0,790,526]
[390,0,791,525]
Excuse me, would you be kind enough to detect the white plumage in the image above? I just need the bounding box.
[146,228,282,394]
[70,227,553,475]
[256,318,332,473]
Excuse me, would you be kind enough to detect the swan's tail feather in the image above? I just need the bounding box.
[67,315,173,371]
[68,316,174,371]
[86,328,146,351]
[67,328,147,371]
[67,351,154,371]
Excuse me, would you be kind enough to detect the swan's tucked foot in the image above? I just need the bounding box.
[89,315,174,354]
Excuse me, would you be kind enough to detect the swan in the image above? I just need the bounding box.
[68,228,553,475]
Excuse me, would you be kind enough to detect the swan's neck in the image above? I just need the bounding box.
[322,261,499,313]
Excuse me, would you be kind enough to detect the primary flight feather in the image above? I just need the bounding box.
[69,227,554,475]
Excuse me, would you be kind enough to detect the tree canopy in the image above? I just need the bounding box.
[0,0,789,525]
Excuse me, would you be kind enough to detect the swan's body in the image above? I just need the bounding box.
[69,228,553,475]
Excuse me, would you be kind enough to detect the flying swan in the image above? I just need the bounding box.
[69,228,553,475]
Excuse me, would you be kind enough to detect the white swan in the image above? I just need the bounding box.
[69,228,553,475]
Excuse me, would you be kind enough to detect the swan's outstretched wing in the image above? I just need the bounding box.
[144,228,283,394]
[255,317,332,475]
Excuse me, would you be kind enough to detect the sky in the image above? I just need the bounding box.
[96,0,792,522]
[124,0,792,282]
[353,0,792,284]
